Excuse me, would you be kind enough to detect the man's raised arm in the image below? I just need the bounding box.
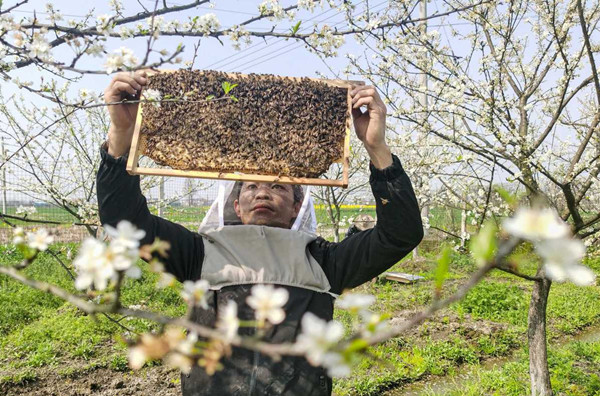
[97,71,203,283]
[310,84,423,294]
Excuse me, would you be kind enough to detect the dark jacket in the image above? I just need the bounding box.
[96,145,423,396]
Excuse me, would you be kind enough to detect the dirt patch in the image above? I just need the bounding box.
[389,310,509,343]
[1,365,180,396]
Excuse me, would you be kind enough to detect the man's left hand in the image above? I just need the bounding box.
[350,85,392,169]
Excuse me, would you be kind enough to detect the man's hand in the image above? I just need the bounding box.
[350,85,392,169]
[104,70,148,157]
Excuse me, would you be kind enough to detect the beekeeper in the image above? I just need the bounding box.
[97,70,423,396]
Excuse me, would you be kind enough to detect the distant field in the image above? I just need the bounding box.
[1,205,465,231]
[1,207,84,227]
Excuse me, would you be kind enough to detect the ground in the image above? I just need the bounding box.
[1,239,599,396]
[1,364,179,396]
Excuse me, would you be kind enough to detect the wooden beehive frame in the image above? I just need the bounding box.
[126,69,363,187]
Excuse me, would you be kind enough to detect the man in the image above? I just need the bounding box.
[98,70,423,395]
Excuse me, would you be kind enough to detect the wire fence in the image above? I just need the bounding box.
[0,158,221,242]
[0,158,458,244]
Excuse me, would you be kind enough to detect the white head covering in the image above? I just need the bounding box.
[199,180,317,234]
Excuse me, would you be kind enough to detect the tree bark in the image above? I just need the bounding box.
[528,271,553,396]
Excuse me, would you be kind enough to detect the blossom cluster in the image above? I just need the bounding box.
[129,327,196,374]
[27,32,51,61]
[306,24,345,57]
[104,47,138,74]
[15,205,36,216]
[142,88,162,107]
[13,227,54,252]
[73,220,145,290]
[192,13,221,35]
[503,207,595,286]
[124,275,385,378]
[259,0,287,20]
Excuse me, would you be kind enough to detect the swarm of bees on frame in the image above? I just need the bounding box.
[139,69,349,178]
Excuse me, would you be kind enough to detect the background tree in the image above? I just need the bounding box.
[339,0,600,393]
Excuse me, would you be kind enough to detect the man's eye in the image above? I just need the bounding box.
[246,184,257,190]
[272,184,284,190]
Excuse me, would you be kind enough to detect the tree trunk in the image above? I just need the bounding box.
[413,206,428,259]
[528,272,553,396]
[460,206,467,248]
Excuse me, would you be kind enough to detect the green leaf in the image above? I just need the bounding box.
[434,246,452,296]
[290,20,302,35]
[205,95,215,101]
[229,95,238,102]
[345,339,368,354]
[494,185,518,207]
[222,81,238,95]
[469,221,498,267]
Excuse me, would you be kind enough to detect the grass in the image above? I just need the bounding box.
[1,239,599,395]
[331,248,600,395]
[432,339,600,396]
[0,243,186,384]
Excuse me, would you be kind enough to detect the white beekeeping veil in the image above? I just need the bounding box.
[199,180,317,234]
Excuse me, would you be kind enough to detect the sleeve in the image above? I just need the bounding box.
[311,154,424,295]
[96,143,204,282]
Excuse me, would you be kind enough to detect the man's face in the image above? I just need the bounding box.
[233,182,302,229]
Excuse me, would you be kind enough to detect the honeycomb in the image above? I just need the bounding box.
[138,69,349,178]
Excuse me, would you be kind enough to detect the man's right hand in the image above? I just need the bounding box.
[104,70,148,157]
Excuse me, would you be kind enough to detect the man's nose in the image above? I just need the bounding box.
[254,184,272,199]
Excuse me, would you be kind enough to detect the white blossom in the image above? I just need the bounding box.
[321,351,351,377]
[297,0,317,11]
[104,46,138,74]
[119,26,135,39]
[259,0,285,19]
[536,238,595,286]
[73,238,115,290]
[365,18,381,30]
[181,279,211,309]
[0,15,16,34]
[104,220,146,253]
[503,207,570,241]
[295,312,344,366]
[73,222,143,290]
[45,3,63,23]
[216,300,240,343]
[128,328,184,370]
[360,311,389,336]
[142,88,162,107]
[336,293,375,313]
[246,284,289,325]
[12,227,25,245]
[85,42,105,57]
[193,13,220,35]
[96,14,114,35]
[27,33,51,61]
[306,25,345,57]
[109,0,124,13]
[228,25,251,50]
[12,32,24,47]
[16,205,36,216]
[26,229,53,251]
